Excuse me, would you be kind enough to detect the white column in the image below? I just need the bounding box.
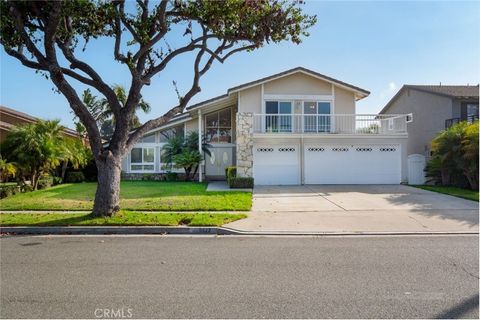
[198,110,203,182]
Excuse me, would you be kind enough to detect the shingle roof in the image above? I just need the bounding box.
[405,85,479,99]
[380,84,479,114]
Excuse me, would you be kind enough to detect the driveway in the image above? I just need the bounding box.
[225,185,479,233]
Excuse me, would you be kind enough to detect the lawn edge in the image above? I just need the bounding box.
[411,185,479,202]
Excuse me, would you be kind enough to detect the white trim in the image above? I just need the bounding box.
[263,94,333,101]
[253,133,408,139]
[198,109,203,182]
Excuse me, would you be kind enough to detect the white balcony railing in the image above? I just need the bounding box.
[253,114,412,135]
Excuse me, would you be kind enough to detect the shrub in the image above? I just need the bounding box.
[225,166,237,186]
[37,175,54,189]
[427,121,479,190]
[142,174,154,181]
[0,185,20,199]
[52,176,63,185]
[230,177,254,189]
[21,184,34,193]
[65,171,85,183]
[166,172,178,182]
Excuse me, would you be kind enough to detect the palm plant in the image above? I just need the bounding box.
[2,120,64,189]
[0,156,17,182]
[162,131,211,181]
[59,138,91,182]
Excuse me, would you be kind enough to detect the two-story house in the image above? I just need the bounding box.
[121,67,412,185]
[380,85,479,157]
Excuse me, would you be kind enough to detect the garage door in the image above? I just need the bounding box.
[304,144,401,184]
[253,144,300,185]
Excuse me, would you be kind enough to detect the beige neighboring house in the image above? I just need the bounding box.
[0,105,82,143]
[380,85,479,157]
[121,67,412,185]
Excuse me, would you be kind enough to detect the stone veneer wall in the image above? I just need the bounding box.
[236,112,254,177]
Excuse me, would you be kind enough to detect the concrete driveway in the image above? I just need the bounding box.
[225,185,479,233]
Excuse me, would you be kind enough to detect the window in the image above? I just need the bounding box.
[205,108,232,143]
[130,147,155,171]
[467,104,479,118]
[265,101,292,132]
[303,101,331,132]
[140,133,156,143]
[159,125,185,143]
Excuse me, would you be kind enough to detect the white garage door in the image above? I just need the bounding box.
[304,144,401,184]
[253,144,300,185]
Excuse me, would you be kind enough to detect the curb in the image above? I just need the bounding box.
[1,226,478,236]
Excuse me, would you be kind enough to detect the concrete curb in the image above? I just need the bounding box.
[1,226,478,236]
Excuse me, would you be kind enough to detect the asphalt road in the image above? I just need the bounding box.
[0,235,478,319]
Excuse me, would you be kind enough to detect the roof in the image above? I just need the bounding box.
[0,105,80,138]
[186,67,370,110]
[227,66,370,96]
[380,84,480,114]
[405,85,479,99]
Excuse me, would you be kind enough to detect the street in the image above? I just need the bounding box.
[1,235,478,319]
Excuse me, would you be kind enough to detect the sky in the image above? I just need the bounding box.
[1,0,479,129]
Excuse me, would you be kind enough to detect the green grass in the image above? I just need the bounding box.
[0,211,247,226]
[0,181,252,211]
[413,185,479,202]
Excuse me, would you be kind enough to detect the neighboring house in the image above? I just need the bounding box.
[379,85,479,157]
[0,105,82,143]
[122,67,412,185]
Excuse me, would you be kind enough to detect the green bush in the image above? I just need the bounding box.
[65,171,85,183]
[0,185,20,199]
[225,166,237,187]
[37,175,54,189]
[52,176,62,185]
[142,174,155,181]
[427,121,479,190]
[21,184,34,193]
[230,177,254,189]
[165,172,178,182]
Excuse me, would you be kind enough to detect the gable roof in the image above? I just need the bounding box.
[187,67,370,110]
[380,84,480,114]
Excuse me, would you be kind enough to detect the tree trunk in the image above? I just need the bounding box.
[61,160,68,183]
[92,155,122,217]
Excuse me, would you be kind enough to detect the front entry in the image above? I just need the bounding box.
[205,146,234,178]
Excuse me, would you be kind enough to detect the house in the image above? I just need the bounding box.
[0,105,83,143]
[121,67,412,185]
[379,85,479,157]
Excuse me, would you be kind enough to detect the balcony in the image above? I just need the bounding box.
[445,115,479,129]
[253,114,412,135]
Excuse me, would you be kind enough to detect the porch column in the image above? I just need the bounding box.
[198,109,203,182]
[236,112,254,177]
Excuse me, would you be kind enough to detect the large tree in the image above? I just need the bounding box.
[0,0,316,216]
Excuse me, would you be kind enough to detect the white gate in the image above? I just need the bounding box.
[407,154,426,185]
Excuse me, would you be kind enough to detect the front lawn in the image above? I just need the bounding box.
[0,181,252,211]
[0,212,247,226]
[414,185,479,202]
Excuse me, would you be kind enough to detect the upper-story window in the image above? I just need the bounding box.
[205,108,232,143]
[303,101,331,132]
[265,101,292,132]
[467,103,479,119]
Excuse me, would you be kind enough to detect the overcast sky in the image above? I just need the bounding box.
[1,0,479,128]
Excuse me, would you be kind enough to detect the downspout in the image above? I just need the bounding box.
[198,109,203,182]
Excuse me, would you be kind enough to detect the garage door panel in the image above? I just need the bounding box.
[253,145,300,185]
[304,144,400,184]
